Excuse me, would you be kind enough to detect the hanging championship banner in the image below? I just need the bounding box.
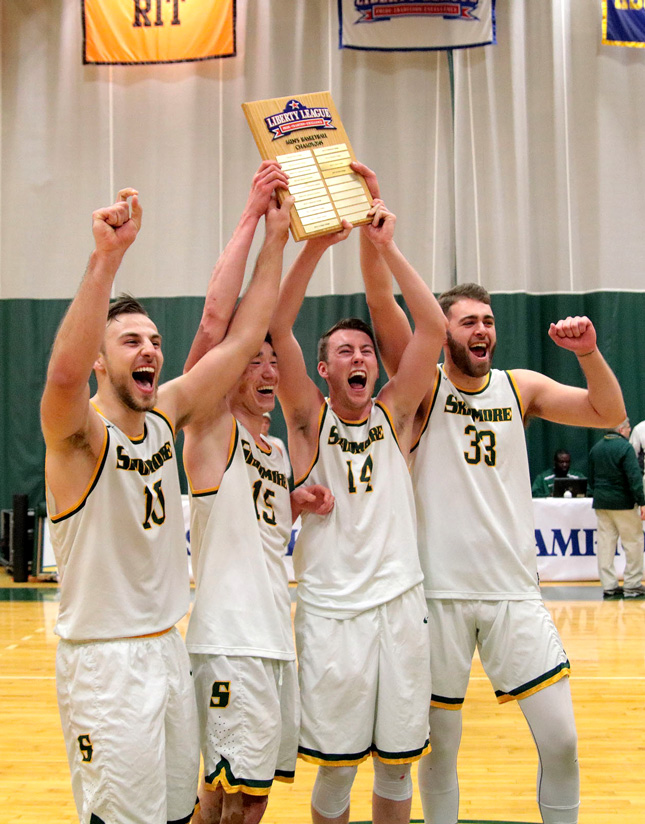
[82,0,236,65]
[602,1,645,47]
[338,0,496,51]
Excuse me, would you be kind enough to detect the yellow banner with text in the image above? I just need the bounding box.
[83,0,236,65]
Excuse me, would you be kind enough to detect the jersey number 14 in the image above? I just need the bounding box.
[346,455,374,493]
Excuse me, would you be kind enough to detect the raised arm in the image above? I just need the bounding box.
[360,226,413,378]
[513,316,626,428]
[41,189,142,447]
[268,225,352,434]
[184,161,289,372]
[363,203,446,432]
[162,196,294,430]
[353,161,413,377]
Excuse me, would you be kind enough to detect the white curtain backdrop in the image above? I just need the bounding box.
[453,0,645,293]
[1,0,644,300]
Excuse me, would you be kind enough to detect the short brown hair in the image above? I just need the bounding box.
[438,283,491,316]
[317,318,376,363]
[107,293,149,324]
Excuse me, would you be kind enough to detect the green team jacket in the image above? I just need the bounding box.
[588,432,645,510]
[531,469,588,498]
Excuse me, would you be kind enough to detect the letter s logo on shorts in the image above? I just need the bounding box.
[210,681,231,709]
[78,734,93,763]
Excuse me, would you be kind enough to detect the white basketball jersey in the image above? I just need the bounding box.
[185,418,294,660]
[411,366,539,599]
[294,400,422,618]
[47,409,189,640]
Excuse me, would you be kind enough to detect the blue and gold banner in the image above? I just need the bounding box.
[602,0,645,47]
[82,0,236,65]
[338,0,496,51]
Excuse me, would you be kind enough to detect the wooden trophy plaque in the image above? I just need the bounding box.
[242,91,373,241]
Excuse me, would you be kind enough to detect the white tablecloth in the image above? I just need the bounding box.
[534,497,638,582]
[39,496,640,584]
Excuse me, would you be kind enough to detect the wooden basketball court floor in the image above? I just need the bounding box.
[1,572,643,824]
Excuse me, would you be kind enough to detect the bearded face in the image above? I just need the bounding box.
[97,313,163,413]
[102,357,158,412]
[443,298,497,380]
[445,328,496,379]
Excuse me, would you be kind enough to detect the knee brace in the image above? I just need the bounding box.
[372,760,412,802]
[311,765,357,819]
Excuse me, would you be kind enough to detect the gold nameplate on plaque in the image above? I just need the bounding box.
[242,92,373,241]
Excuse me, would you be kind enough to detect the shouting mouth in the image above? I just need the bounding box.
[133,366,155,393]
[348,370,367,390]
[469,342,488,360]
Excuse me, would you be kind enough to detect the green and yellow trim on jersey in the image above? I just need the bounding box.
[204,755,277,796]
[411,367,442,453]
[149,407,176,439]
[256,435,273,456]
[374,400,403,456]
[505,370,526,421]
[296,399,397,486]
[449,370,493,396]
[333,408,371,427]
[495,660,571,704]
[188,418,238,498]
[124,423,148,444]
[47,423,110,523]
[89,403,176,442]
[91,404,175,451]
[294,401,329,488]
[412,367,523,453]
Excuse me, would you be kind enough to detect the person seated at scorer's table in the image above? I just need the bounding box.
[531,449,589,497]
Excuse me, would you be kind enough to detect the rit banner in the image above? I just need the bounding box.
[338,0,496,51]
[602,0,645,47]
[82,0,236,65]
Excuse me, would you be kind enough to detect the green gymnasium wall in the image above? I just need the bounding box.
[1,291,643,513]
